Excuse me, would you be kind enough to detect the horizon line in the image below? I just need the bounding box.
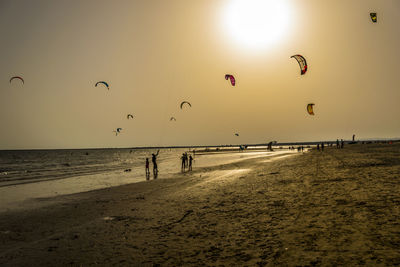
[1,138,399,151]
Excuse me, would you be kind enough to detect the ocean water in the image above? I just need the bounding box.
[0,147,297,212]
[0,148,185,187]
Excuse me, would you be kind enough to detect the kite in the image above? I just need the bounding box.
[307,103,315,115]
[113,128,123,136]
[170,117,176,121]
[370,13,377,23]
[127,114,134,119]
[95,81,109,90]
[291,55,307,75]
[235,133,239,136]
[9,76,24,84]
[225,74,236,86]
[180,101,191,109]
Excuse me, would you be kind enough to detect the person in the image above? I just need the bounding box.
[181,153,186,172]
[184,152,188,168]
[145,158,150,179]
[189,155,193,171]
[152,150,159,178]
[267,142,273,151]
[336,139,340,149]
[341,139,344,149]
[317,144,320,151]
[321,142,324,151]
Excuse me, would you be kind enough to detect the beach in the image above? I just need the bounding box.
[1,143,399,266]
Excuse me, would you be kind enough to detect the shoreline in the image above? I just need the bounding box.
[0,150,297,213]
[1,143,399,265]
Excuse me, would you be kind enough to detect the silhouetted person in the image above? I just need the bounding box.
[341,139,344,149]
[267,142,273,151]
[317,144,320,151]
[321,142,324,151]
[145,158,150,179]
[336,139,340,148]
[184,152,188,168]
[181,153,186,172]
[152,150,159,178]
[189,155,193,171]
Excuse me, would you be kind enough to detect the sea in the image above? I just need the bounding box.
[0,147,295,212]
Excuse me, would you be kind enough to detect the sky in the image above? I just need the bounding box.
[0,0,399,149]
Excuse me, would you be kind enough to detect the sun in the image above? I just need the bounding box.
[222,0,292,50]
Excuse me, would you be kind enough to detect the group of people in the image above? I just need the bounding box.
[181,152,193,172]
[336,139,344,149]
[316,139,344,151]
[316,143,325,151]
[145,150,159,180]
[144,150,194,180]
[288,146,305,152]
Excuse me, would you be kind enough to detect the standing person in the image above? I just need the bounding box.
[152,150,159,178]
[321,142,324,151]
[184,152,188,169]
[317,144,320,151]
[336,139,340,148]
[145,158,150,179]
[189,155,193,171]
[341,139,344,149]
[181,153,186,172]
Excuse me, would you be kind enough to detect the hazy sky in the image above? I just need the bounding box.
[1,0,399,149]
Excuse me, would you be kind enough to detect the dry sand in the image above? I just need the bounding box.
[0,144,400,266]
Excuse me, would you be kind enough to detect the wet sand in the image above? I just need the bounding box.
[0,144,399,266]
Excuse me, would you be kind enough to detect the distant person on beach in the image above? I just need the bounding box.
[336,139,340,148]
[181,153,186,172]
[152,150,159,178]
[189,155,193,171]
[145,158,150,179]
[341,139,344,149]
[317,144,320,151]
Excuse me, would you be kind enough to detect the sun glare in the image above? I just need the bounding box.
[222,0,292,50]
